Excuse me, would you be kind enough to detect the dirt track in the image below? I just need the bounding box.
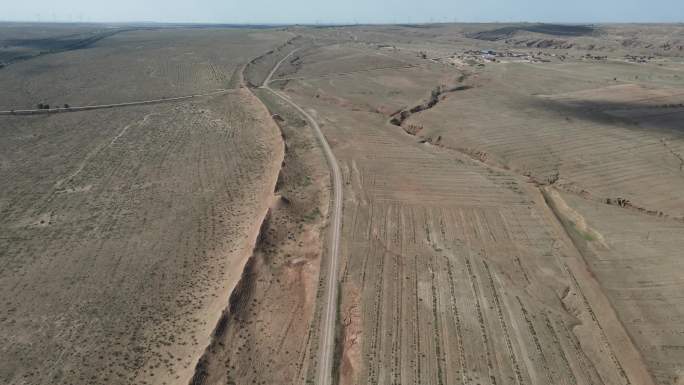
[262,48,344,385]
[0,89,234,115]
[0,27,294,385]
[271,25,680,385]
[3,22,684,385]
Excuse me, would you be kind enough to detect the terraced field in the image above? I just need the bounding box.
[400,58,684,385]
[266,26,683,385]
[331,114,651,385]
[554,191,684,385]
[2,22,683,385]
[407,67,684,217]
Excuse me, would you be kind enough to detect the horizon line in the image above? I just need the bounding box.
[1,20,683,26]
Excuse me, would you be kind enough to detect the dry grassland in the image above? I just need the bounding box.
[0,28,291,108]
[2,22,684,385]
[0,27,292,385]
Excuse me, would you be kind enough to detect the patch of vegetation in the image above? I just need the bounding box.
[331,283,343,385]
[304,207,321,222]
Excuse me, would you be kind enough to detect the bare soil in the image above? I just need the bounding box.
[2,22,683,385]
[266,24,683,385]
[0,27,291,385]
[187,85,331,385]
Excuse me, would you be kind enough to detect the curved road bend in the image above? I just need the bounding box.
[261,48,343,385]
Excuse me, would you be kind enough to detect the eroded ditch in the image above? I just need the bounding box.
[390,81,684,223]
[189,55,330,383]
[389,83,472,128]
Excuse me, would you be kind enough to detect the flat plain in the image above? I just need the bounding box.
[1,22,683,385]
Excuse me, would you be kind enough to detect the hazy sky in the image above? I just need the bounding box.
[3,0,683,24]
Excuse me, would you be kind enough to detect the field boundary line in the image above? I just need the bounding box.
[0,88,234,116]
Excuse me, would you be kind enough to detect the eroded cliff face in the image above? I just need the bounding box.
[189,74,330,384]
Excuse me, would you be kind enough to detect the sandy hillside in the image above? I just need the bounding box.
[0,27,291,385]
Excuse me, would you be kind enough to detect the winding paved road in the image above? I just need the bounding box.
[261,48,343,385]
